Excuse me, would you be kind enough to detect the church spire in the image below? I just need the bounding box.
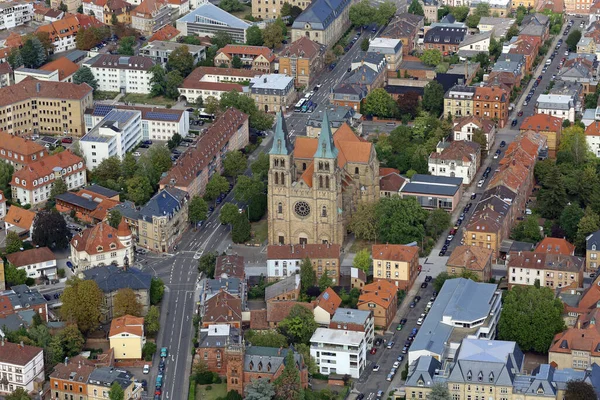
[269,109,293,155]
[314,112,338,159]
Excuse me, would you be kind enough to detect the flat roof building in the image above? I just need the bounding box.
[176,1,250,43]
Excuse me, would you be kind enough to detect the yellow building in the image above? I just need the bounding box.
[0,80,93,137]
[444,85,476,118]
[511,0,536,8]
[278,37,323,88]
[372,244,419,290]
[109,315,145,360]
[87,366,142,400]
[249,74,296,113]
[252,0,310,20]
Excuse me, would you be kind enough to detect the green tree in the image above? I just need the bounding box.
[108,382,125,400]
[375,197,428,245]
[422,81,445,116]
[60,278,104,333]
[223,151,247,183]
[472,129,488,155]
[353,249,371,273]
[497,286,565,353]
[150,64,167,97]
[113,288,143,317]
[150,277,165,305]
[375,1,396,25]
[361,38,370,51]
[537,163,567,219]
[466,14,481,29]
[349,0,376,27]
[126,175,153,205]
[58,1,68,11]
[450,5,469,21]
[232,55,243,68]
[246,25,264,46]
[6,48,23,69]
[363,88,397,118]
[263,23,284,49]
[426,208,451,237]
[559,204,584,241]
[349,201,377,241]
[50,178,68,200]
[32,210,70,249]
[300,258,316,294]
[564,380,597,400]
[211,31,233,49]
[118,36,136,56]
[433,272,452,292]
[429,383,451,400]
[245,378,276,400]
[245,330,288,348]
[93,156,122,185]
[219,90,274,130]
[145,305,160,336]
[251,153,270,180]
[576,207,600,250]
[73,66,98,91]
[274,352,304,400]
[278,305,317,345]
[234,175,267,221]
[107,209,123,229]
[474,2,490,16]
[559,126,590,165]
[511,215,542,242]
[566,29,582,52]
[5,387,32,400]
[219,0,244,12]
[189,195,209,225]
[198,252,217,278]
[111,13,118,25]
[0,162,13,195]
[5,231,23,254]
[318,269,333,291]
[20,37,46,69]
[167,45,194,77]
[505,24,520,41]
[167,133,183,150]
[5,264,27,288]
[60,325,85,357]
[231,212,251,243]
[142,342,157,361]
[165,70,184,100]
[204,174,229,202]
[220,203,240,225]
[407,0,424,15]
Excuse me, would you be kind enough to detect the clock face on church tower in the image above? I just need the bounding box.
[294,201,311,217]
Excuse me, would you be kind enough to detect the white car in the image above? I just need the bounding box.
[373,365,381,372]
[493,153,499,159]
[133,151,141,157]
[477,179,485,188]
[143,364,150,374]
[393,361,401,369]
[417,317,424,326]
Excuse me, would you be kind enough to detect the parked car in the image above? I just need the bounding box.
[160,347,168,358]
[372,364,380,371]
[386,341,394,349]
[370,347,377,354]
[425,275,432,282]
[417,317,424,325]
[143,365,150,374]
[421,282,428,289]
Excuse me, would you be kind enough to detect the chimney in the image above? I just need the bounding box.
[78,360,81,369]
[19,341,23,349]
[278,346,283,355]
[64,357,69,366]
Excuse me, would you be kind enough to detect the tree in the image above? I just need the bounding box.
[60,279,104,333]
[204,174,229,202]
[189,196,209,225]
[324,51,336,65]
[559,126,590,165]
[32,210,70,249]
[497,286,565,353]
[219,0,244,12]
[247,25,264,46]
[50,178,68,200]
[450,5,469,21]
[429,383,451,400]
[58,1,68,11]
[60,324,85,357]
[150,277,165,305]
[234,175,267,221]
[150,64,167,97]
[223,151,247,183]
[145,305,160,336]
[300,258,316,294]
[474,2,490,16]
[107,209,123,229]
[433,272,452,292]
[118,36,136,56]
[349,0,376,27]
[505,24,519,41]
[274,352,304,400]
[511,215,542,242]
[466,14,481,29]
[111,13,118,25]
[5,264,27,288]
[126,175,153,205]
[407,0,424,15]
[537,163,567,219]
[220,203,240,225]
[251,153,270,180]
[397,91,420,119]
[167,45,194,78]
[73,66,98,91]
[198,252,217,278]
[559,204,584,241]
[576,207,600,250]
[318,269,333,291]
[375,1,397,25]
[349,201,377,241]
[566,29,582,52]
[472,129,488,155]
[20,37,46,69]
[165,70,184,100]
[231,212,251,243]
[375,197,428,245]
[167,132,183,150]
[218,90,274,131]
[212,32,233,49]
[363,88,397,118]
[278,305,318,345]
[108,382,125,400]
[231,55,243,68]
[5,388,31,400]
[6,48,23,69]
[422,81,444,116]
[142,342,157,361]
[5,231,23,254]
[245,378,276,400]
[114,288,143,317]
[564,380,596,400]
[263,23,284,49]
[426,208,451,237]
[246,330,288,348]
[353,249,372,274]
[0,162,13,195]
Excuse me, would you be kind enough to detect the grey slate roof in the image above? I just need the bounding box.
[243,346,303,373]
[86,184,119,198]
[424,26,467,44]
[344,65,380,86]
[405,356,443,388]
[401,174,462,196]
[82,265,152,293]
[292,0,351,31]
[198,326,241,348]
[139,187,187,222]
[55,192,98,211]
[265,274,300,302]
[460,31,492,47]
[520,24,545,37]
[331,308,371,325]
[111,201,140,221]
[588,230,600,251]
[482,185,517,205]
[307,106,354,129]
[88,367,134,390]
[5,285,47,309]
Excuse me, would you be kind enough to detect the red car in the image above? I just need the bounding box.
[62,137,73,144]
[449,228,457,235]
[517,111,523,117]
[370,347,377,355]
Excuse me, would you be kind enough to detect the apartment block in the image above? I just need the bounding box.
[310,328,367,378]
[372,244,419,290]
[84,54,155,94]
[507,251,585,289]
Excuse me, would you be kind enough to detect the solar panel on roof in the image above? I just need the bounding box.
[94,104,115,116]
[146,112,180,121]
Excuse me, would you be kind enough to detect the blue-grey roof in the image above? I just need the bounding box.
[405,356,443,388]
[88,367,134,390]
[401,174,463,196]
[206,277,243,296]
[588,230,600,251]
[111,201,140,221]
[424,26,467,44]
[56,192,99,211]
[177,2,251,29]
[5,285,47,309]
[307,106,354,129]
[314,112,338,159]
[345,65,380,86]
[65,50,87,63]
[270,110,293,155]
[292,0,351,31]
[265,274,299,301]
[86,184,119,199]
[331,308,371,325]
[0,313,27,332]
[139,187,187,222]
[244,346,303,372]
[82,265,152,293]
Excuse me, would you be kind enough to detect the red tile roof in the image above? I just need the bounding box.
[535,238,575,256]
[267,301,314,324]
[109,315,144,337]
[0,341,43,367]
[446,245,493,271]
[0,79,92,107]
[279,36,321,59]
[453,116,495,133]
[520,114,562,133]
[5,206,36,231]
[217,44,275,62]
[203,291,242,324]
[11,150,86,191]
[358,280,397,309]
[70,222,126,255]
[314,288,342,316]
[180,66,258,91]
[586,121,600,136]
[39,57,80,81]
[149,25,180,42]
[372,244,419,263]
[0,129,45,158]
[7,247,55,267]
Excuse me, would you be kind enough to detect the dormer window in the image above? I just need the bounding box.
[97,246,103,252]
[594,244,597,251]
[110,243,117,250]
[467,371,472,381]
[489,372,494,382]
[478,371,483,382]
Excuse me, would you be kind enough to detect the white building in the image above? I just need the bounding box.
[14,67,58,83]
[428,140,481,185]
[458,31,491,58]
[367,38,403,70]
[81,109,142,169]
[0,190,7,220]
[586,120,600,157]
[84,104,189,141]
[176,1,251,43]
[178,66,258,103]
[266,244,341,281]
[310,328,367,378]
[453,116,496,151]
[81,0,104,22]
[70,220,134,271]
[536,94,577,122]
[83,54,155,94]
[6,247,57,279]
[139,40,206,66]
[0,341,44,395]
[330,308,375,346]
[10,151,86,206]
[0,2,33,31]
[409,278,502,364]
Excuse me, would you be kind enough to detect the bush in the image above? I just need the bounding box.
[188,381,196,400]
[57,268,66,278]
[142,342,157,361]
[25,278,35,286]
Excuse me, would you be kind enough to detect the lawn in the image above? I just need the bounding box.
[196,383,227,400]
[250,218,268,245]
[122,93,175,107]
[349,239,372,253]
[93,91,119,100]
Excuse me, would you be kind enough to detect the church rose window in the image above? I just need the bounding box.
[294,201,311,217]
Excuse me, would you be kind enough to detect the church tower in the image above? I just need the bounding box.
[225,340,244,395]
[268,110,295,245]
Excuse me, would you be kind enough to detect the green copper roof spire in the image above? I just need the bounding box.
[314,111,338,159]
[269,109,293,155]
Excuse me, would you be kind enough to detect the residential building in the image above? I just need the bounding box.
[423,26,467,53]
[201,276,246,309]
[137,187,188,253]
[80,109,143,169]
[202,291,242,328]
[159,108,249,196]
[457,31,492,58]
[131,0,172,36]
[313,287,342,326]
[306,106,355,138]
[176,2,251,43]
[520,113,562,158]
[0,130,46,171]
[215,255,245,280]
[84,54,155,94]
[478,17,515,39]
[149,24,180,41]
[0,190,6,220]
[463,199,511,260]
[109,315,145,360]
[251,0,310,19]
[4,206,35,240]
[444,85,476,119]
[379,169,406,197]
[520,13,550,40]
[70,220,134,271]
[0,2,33,31]
[266,243,341,283]
[82,265,151,322]
[49,356,96,400]
[0,285,49,322]
[400,174,463,212]
[409,278,502,364]
[265,301,314,328]
[290,0,353,48]
[578,36,596,53]
[357,280,397,330]
[82,0,132,24]
[536,94,577,122]
[507,252,585,289]
[0,63,13,88]
[84,103,189,141]
[381,13,424,55]
[10,151,86,206]
[178,66,258,103]
[0,340,44,395]
[214,45,274,72]
[330,308,374,346]
[586,121,600,158]
[330,82,369,111]
[367,38,403,71]
[474,85,510,128]
[535,237,576,256]
[39,57,80,83]
[558,58,595,95]
[549,308,600,370]
[267,115,380,246]
[6,247,56,280]
[197,324,240,375]
[37,14,104,53]
[265,274,300,303]
[372,244,419,290]
[56,184,121,224]
[397,56,436,80]
[453,116,496,151]
[0,80,93,137]
[249,74,295,113]
[139,40,206,66]
[87,367,141,400]
[309,328,367,378]
[446,245,493,281]
[428,140,481,185]
[278,37,323,88]
[420,0,439,23]
[350,267,367,290]
[587,230,600,271]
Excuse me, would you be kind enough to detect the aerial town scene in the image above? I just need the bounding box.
[0,0,599,398]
